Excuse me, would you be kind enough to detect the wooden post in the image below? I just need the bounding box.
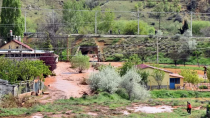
[150,81,151,90]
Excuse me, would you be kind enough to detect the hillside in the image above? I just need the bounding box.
[1,0,210,65]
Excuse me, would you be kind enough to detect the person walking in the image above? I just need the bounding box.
[187,101,192,115]
[203,66,207,79]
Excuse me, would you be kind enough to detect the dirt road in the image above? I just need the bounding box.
[39,62,92,103]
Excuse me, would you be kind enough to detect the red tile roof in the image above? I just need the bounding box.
[12,40,33,51]
[169,73,184,78]
[136,64,172,73]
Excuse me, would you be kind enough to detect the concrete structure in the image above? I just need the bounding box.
[137,64,184,89]
[0,79,18,98]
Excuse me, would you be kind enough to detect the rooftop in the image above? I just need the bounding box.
[137,64,172,73]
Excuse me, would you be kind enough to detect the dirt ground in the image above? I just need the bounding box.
[39,62,93,103]
[40,62,205,103]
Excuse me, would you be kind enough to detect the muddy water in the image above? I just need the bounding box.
[43,62,91,102]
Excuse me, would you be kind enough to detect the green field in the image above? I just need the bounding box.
[0,90,209,117]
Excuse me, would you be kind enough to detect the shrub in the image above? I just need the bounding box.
[113,54,124,61]
[120,68,150,100]
[87,66,121,93]
[116,88,129,99]
[71,51,90,73]
[192,21,210,35]
[122,21,155,35]
[147,0,156,8]
[199,85,208,89]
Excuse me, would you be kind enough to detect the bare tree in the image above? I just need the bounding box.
[37,12,66,55]
[168,50,180,66]
[137,47,149,64]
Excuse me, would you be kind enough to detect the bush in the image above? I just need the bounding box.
[147,0,156,8]
[113,54,124,61]
[87,66,121,93]
[120,68,150,100]
[116,88,129,100]
[122,21,155,35]
[192,21,210,35]
[199,85,208,89]
[71,51,90,73]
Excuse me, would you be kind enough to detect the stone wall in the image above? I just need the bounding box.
[0,79,18,98]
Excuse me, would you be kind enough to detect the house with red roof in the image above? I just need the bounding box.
[0,38,58,62]
[137,64,184,89]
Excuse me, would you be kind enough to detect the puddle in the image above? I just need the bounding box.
[62,72,77,74]
[127,105,173,113]
[87,112,98,116]
[122,111,130,115]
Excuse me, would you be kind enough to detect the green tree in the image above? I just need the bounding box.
[63,0,86,33]
[18,60,51,82]
[43,33,53,51]
[0,0,24,41]
[98,9,115,33]
[123,21,155,35]
[0,58,19,83]
[179,69,200,86]
[151,69,165,89]
[0,57,51,83]
[206,67,210,83]
[138,70,149,86]
[120,54,140,76]
[71,51,90,73]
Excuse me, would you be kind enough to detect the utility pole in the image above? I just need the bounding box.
[159,16,160,30]
[67,35,69,61]
[190,11,193,36]
[157,37,159,64]
[25,10,27,32]
[138,11,140,35]
[95,11,97,34]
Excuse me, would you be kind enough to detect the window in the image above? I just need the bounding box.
[175,78,180,84]
[16,46,19,49]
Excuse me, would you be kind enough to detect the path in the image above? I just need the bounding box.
[39,62,92,103]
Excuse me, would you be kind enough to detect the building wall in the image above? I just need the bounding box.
[170,76,184,88]
[0,41,27,50]
[143,68,170,86]
[0,79,18,98]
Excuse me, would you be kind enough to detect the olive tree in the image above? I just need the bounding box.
[121,68,150,100]
[87,66,121,93]
[71,51,90,73]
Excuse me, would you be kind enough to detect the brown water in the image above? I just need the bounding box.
[41,62,91,103]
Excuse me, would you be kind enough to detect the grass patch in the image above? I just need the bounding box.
[151,90,210,98]
[158,65,203,70]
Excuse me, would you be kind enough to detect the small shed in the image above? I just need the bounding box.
[137,64,184,89]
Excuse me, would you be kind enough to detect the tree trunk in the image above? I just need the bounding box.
[158,84,161,89]
[175,60,177,66]
[184,61,185,67]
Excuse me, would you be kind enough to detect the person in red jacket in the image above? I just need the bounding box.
[187,101,192,114]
